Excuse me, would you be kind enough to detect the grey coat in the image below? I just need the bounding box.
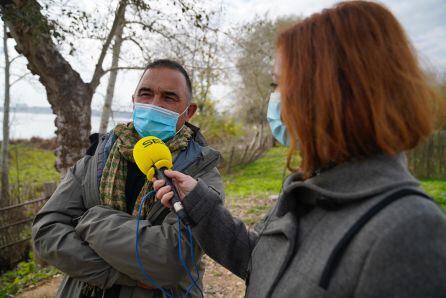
[32,128,224,298]
[183,153,446,297]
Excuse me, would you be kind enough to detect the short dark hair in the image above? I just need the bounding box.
[144,59,193,101]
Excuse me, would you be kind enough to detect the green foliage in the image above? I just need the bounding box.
[0,253,59,298]
[8,144,59,186]
[191,111,245,146]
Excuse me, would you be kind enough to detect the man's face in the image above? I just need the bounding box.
[132,67,197,131]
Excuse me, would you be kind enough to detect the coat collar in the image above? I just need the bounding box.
[277,153,419,215]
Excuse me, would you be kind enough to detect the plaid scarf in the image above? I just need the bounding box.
[81,122,193,297]
[100,122,193,216]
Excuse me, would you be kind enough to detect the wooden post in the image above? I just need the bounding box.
[43,182,57,198]
[226,146,235,174]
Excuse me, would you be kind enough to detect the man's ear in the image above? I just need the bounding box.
[186,103,198,120]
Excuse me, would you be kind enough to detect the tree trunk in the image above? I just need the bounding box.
[99,17,125,134]
[1,24,11,205]
[0,0,127,175]
[50,87,93,177]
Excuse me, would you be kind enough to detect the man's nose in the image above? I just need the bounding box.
[152,94,162,106]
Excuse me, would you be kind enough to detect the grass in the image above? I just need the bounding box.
[421,180,446,212]
[8,144,60,186]
[224,147,446,211]
[224,146,291,198]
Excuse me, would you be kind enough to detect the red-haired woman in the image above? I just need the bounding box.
[154,1,446,297]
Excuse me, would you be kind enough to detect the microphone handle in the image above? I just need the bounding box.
[155,167,190,224]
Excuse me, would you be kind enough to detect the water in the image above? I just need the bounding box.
[0,111,131,140]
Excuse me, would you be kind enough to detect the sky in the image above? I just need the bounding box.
[1,0,445,112]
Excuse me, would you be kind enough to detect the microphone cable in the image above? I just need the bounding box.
[185,224,203,297]
[136,190,174,298]
[177,216,203,297]
[135,190,203,297]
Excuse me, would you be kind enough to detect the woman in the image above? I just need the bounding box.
[154,1,446,297]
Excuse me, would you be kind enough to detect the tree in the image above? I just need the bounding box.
[231,15,299,134]
[0,0,126,175]
[1,20,29,205]
[440,76,446,130]
[161,10,224,114]
[1,23,10,204]
[97,0,220,135]
[0,0,209,175]
[99,2,126,134]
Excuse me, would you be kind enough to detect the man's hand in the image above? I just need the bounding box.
[153,170,197,208]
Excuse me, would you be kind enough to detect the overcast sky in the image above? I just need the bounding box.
[1,0,445,111]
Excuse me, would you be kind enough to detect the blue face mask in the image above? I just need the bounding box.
[267,92,289,146]
[133,103,188,141]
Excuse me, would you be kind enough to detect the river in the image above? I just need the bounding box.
[0,111,131,140]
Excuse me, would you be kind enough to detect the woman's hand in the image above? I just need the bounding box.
[153,170,198,208]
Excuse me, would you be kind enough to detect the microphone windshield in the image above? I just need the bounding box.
[133,136,173,180]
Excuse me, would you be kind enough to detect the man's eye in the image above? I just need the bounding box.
[164,96,177,102]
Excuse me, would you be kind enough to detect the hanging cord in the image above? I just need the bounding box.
[135,190,203,298]
[135,190,174,298]
[184,224,203,297]
[177,216,204,297]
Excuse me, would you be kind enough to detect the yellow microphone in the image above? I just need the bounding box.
[133,136,189,222]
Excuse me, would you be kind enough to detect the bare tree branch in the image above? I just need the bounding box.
[9,72,29,87]
[103,66,145,75]
[89,0,127,91]
[123,36,147,55]
[9,55,21,64]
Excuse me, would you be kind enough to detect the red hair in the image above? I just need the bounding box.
[277,0,442,177]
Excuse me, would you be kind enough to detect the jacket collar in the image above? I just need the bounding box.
[277,153,419,215]
[94,123,220,188]
[185,122,208,146]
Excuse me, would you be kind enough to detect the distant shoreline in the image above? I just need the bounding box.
[0,109,130,141]
[0,106,132,118]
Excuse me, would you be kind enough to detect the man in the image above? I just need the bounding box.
[32,59,224,297]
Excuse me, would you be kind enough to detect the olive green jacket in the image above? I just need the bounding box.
[32,127,224,297]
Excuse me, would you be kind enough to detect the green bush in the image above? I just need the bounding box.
[190,112,245,147]
[0,253,59,298]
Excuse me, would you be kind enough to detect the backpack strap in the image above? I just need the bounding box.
[319,189,432,290]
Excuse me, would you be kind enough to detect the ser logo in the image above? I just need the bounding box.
[142,138,164,148]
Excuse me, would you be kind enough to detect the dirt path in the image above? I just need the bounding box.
[15,196,273,297]
[15,275,63,298]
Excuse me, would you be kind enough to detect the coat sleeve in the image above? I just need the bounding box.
[353,207,446,298]
[32,157,135,288]
[181,178,264,279]
[74,166,224,287]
